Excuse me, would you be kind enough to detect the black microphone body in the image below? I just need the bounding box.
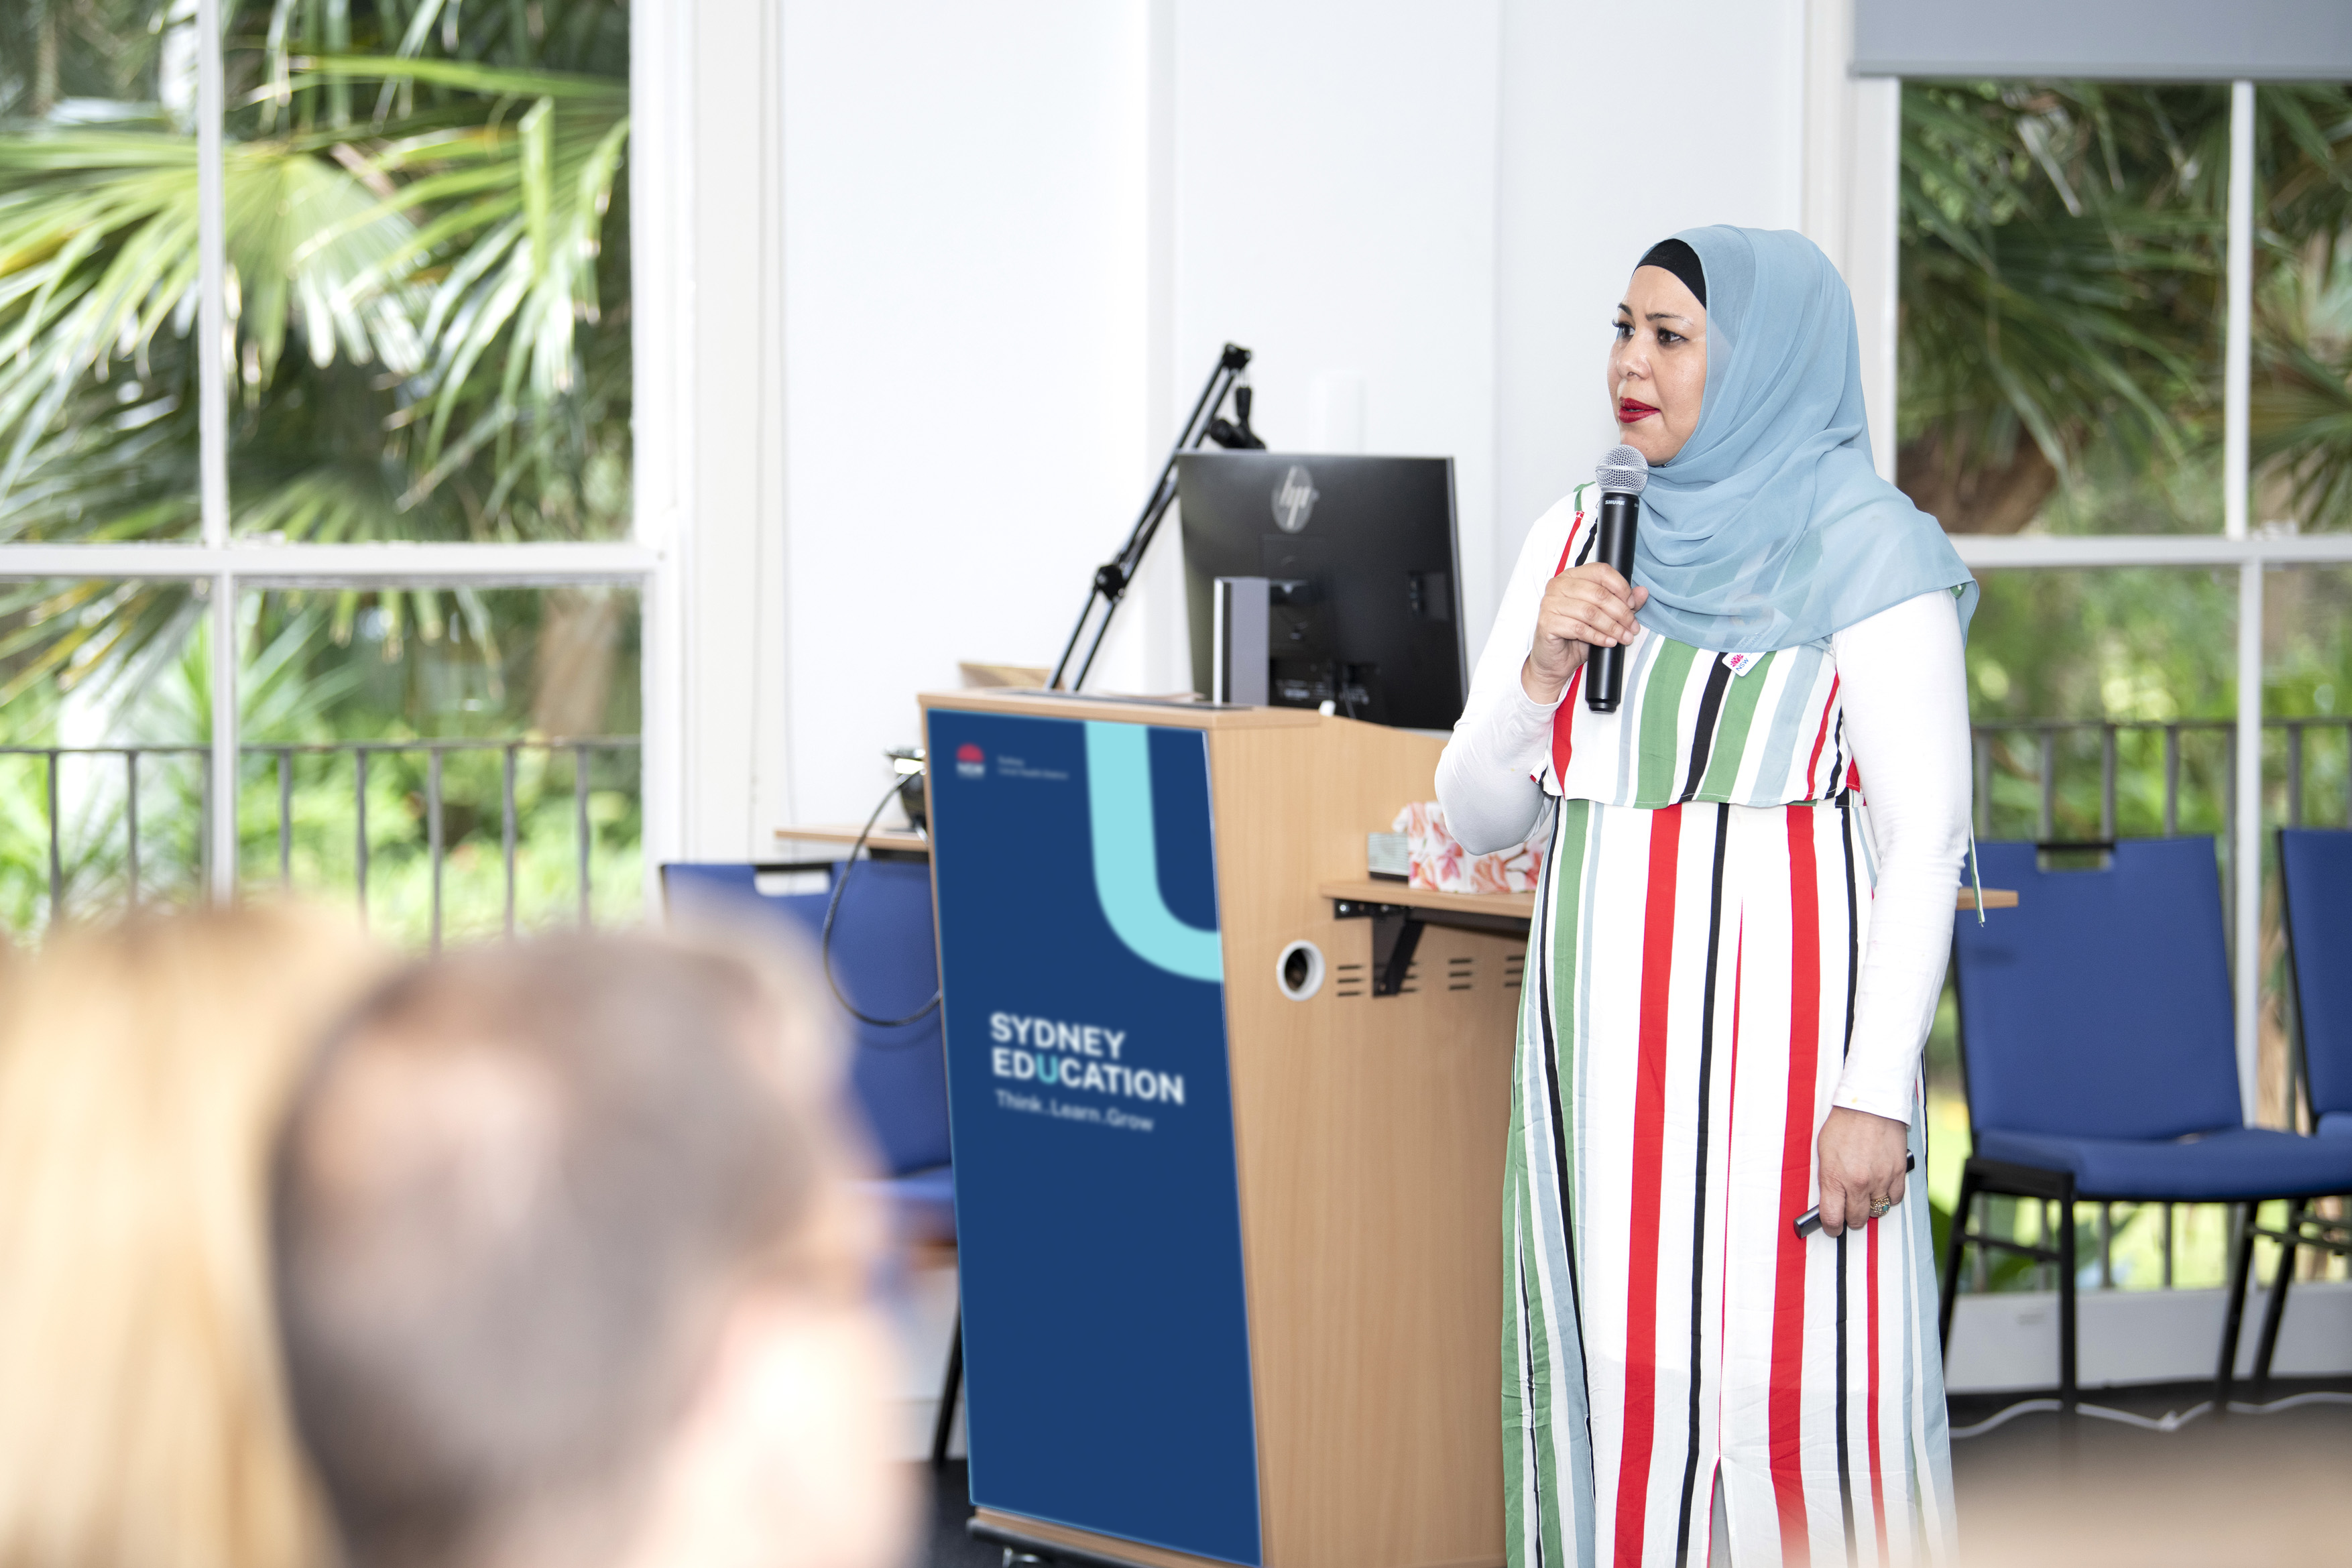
[1585,491,1640,713]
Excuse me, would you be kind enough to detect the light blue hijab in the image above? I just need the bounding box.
[1625,225,1976,654]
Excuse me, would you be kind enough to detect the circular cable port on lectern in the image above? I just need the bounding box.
[1275,940,1325,1002]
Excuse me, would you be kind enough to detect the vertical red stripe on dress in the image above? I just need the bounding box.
[1867,1215,1889,1561]
[1551,666,1585,786]
[1612,804,1683,1566]
[1555,517,1584,576]
[1769,806,1823,1563]
[1803,675,1841,798]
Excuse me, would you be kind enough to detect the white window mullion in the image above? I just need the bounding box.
[2226,78,2261,1122]
[0,541,659,582]
[629,0,687,908]
[209,572,238,904]
[195,0,237,904]
[2225,81,2257,545]
[1951,533,2352,570]
[195,0,227,547]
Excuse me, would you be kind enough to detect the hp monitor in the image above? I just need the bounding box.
[1175,452,1465,731]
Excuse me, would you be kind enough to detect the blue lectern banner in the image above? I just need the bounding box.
[927,709,1261,1567]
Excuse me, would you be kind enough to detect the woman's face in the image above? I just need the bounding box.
[1608,265,1708,465]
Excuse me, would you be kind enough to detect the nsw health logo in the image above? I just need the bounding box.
[955,743,986,780]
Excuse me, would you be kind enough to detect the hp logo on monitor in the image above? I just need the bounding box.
[1271,465,1318,533]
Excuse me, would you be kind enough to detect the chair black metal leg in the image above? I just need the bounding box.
[2252,1209,2301,1390]
[1939,1171,1977,1353]
[2217,1203,2259,1411]
[931,1307,964,1468]
[2056,1195,2078,1414]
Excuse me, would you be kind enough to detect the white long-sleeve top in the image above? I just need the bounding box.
[1437,493,1972,1122]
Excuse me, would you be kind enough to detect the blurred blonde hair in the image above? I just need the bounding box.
[0,905,385,1568]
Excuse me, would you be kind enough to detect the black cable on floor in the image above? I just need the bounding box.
[821,774,941,1032]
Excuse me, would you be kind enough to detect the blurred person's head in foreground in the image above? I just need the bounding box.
[272,932,910,1568]
[0,904,385,1568]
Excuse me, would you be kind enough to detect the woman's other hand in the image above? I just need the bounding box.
[1522,564,1648,705]
[1814,1106,1909,1238]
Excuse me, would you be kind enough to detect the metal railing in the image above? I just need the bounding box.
[1973,715,2352,831]
[3,737,640,949]
[1956,716,2349,1294]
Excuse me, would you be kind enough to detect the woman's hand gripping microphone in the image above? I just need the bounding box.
[1523,566,1647,707]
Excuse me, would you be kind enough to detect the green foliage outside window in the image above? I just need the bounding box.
[0,0,638,939]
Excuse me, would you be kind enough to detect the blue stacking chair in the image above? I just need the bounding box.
[1942,837,2352,1411]
[2282,829,2352,1141]
[2247,829,2352,1385]
[660,859,963,1460]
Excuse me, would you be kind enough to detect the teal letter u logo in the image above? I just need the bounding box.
[1083,723,1224,983]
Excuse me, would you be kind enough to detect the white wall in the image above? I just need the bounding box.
[1949,1280,2352,1392]
[1494,0,1808,585]
[764,0,1814,835]
[780,1,1153,827]
[1163,0,1505,642]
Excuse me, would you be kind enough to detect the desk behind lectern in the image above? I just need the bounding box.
[921,690,1519,1568]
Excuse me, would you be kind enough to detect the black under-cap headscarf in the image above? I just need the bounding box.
[1636,237,1707,308]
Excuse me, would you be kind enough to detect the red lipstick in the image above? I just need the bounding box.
[1617,398,1659,424]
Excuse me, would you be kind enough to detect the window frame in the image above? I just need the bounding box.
[1868,75,2339,1119]
[0,0,675,917]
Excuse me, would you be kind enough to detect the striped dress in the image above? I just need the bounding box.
[1506,495,1956,1567]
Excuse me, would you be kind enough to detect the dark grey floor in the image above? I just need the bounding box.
[914,1377,2352,1566]
[1945,1375,2352,1565]
[915,1461,997,1568]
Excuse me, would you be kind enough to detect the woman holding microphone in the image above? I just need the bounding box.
[1438,228,1974,1567]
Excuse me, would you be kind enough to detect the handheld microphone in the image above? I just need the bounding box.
[1585,445,1650,713]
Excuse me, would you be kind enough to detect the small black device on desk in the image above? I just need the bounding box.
[1792,1153,1916,1238]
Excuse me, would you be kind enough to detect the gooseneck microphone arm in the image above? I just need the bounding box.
[1049,343,1254,692]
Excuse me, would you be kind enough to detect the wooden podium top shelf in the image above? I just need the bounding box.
[771,823,931,855]
[920,688,1321,730]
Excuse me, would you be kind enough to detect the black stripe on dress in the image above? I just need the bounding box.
[1837,1233,1857,1553]
[1840,796,1861,1061]
[1671,804,1733,1567]
[1834,803,1860,1557]
[1678,656,1734,802]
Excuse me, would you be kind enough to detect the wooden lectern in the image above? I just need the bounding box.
[921,690,1522,1568]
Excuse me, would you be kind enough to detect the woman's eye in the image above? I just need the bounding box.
[1657,328,1685,346]
[1612,320,1633,340]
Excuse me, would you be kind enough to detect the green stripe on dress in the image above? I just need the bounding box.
[1502,1146,1530,1565]
[1505,801,1590,1568]
[1634,640,1700,806]
[1696,650,1777,800]
[1539,799,1592,1568]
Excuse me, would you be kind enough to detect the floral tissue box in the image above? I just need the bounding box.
[1392,801,1544,895]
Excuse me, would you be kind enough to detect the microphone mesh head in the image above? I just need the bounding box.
[1596,444,1650,495]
